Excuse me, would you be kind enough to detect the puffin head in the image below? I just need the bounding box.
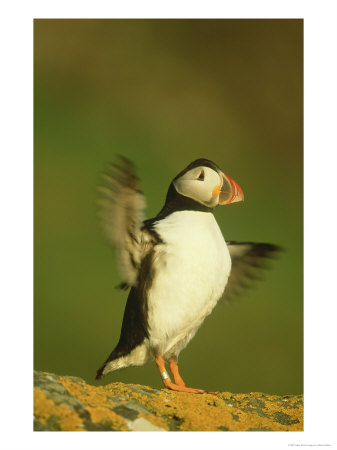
[172,158,244,209]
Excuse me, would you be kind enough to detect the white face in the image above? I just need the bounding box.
[173,166,222,208]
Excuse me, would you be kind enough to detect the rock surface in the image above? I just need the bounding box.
[34,371,303,431]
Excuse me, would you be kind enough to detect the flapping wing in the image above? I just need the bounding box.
[97,156,146,287]
[222,241,282,302]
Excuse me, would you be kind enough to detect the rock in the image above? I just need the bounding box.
[33,370,303,431]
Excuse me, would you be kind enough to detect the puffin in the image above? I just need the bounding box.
[95,157,279,393]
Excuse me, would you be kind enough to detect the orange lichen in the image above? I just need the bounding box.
[58,376,114,408]
[35,372,303,432]
[103,383,303,432]
[34,388,84,431]
[85,406,127,430]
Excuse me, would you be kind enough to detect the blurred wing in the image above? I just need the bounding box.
[222,241,282,302]
[97,157,146,287]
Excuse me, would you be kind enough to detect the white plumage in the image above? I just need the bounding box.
[147,211,231,358]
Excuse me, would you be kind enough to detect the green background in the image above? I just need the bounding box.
[34,19,303,395]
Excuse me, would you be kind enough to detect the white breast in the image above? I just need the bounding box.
[147,211,231,357]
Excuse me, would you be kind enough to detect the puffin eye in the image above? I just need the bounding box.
[197,170,205,181]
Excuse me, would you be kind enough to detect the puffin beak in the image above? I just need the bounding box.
[214,172,244,205]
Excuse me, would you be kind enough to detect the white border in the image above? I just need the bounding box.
[1,1,336,449]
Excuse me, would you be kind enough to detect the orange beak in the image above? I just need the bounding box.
[213,172,244,205]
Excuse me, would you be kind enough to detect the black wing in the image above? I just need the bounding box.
[222,241,282,302]
[97,156,146,287]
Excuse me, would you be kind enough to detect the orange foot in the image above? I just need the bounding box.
[155,356,217,395]
[163,377,205,394]
[169,360,186,387]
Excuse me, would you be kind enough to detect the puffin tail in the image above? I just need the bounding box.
[95,350,122,380]
[95,342,150,380]
[95,363,107,380]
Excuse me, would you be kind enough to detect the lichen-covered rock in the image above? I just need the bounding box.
[33,370,303,431]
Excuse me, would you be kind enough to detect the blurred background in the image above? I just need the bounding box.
[34,19,303,395]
